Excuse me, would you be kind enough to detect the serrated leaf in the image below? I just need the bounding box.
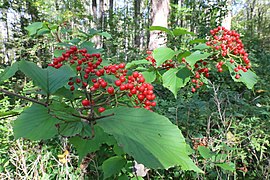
[149,26,173,36]
[162,67,192,98]
[216,162,235,172]
[141,71,156,83]
[69,126,116,162]
[13,104,60,140]
[226,63,258,89]
[126,60,152,69]
[25,22,43,36]
[102,156,126,179]
[19,60,75,94]
[153,47,177,67]
[185,51,212,67]
[172,28,195,36]
[0,62,19,83]
[97,107,202,172]
[197,146,215,159]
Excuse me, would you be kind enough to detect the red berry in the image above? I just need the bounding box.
[107,87,115,94]
[100,81,107,88]
[82,99,90,106]
[115,80,122,86]
[76,78,81,83]
[191,87,196,93]
[119,76,126,82]
[119,63,125,69]
[235,74,240,79]
[70,86,75,91]
[76,66,82,71]
[133,71,139,78]
[98,107,106,113]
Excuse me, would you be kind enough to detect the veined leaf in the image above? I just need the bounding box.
[97,107,202,172]
[102,156,126,179]
[0,62,19,83]
[69,125,116,162]
[226,62,258,89]
[19,60,75,94]
[13,104,60,140]
[185,51,212,67]
[153,47,177,67]
[162,67,192,98]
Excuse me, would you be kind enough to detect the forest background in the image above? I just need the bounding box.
[0,0,270,179]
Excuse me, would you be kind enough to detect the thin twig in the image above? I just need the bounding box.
[0,88,48,107]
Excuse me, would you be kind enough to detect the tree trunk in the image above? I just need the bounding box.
[148,0,170,50]
[222,0,232,30]
[134,0,141,47]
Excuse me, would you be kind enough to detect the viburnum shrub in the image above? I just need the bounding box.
[0,23,258,178]
[131,26,258,97]
[48,46,156,111]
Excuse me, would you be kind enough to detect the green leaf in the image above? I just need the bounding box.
[142,71,156,83]
[177,51,191,62]
[0,62,19,83]
[98,32,112,39]
[216,162,235,172]
[197,146,215,159]
[58,122,83,136]
[126,60,152,69]
[102,156,126,179]
[193,43,211,50]
[226,63,258,89]
[25,22,43,36]
[162,67,192,98]
[36,28,50,36]
[49,102,86,136]
[0,110,20,118]
[54,49,66,57]
[189,39,207,44]
[172,28,195,36]
[185,51,212,67]
[97,107,202,172]
[149,26,173,36]
[13,104,60,140]
[69,126,116,162]
[153,47,177,67]
[19,60,75,94]
[69,38,81,44]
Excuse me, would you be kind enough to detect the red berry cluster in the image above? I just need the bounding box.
[181,58,209,92]
[206,26,251,79]
[49,46,157,112]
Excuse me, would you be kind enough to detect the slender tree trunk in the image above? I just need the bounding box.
[148,0,170,50]
[134,0,141,47]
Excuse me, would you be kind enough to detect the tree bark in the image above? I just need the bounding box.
[134,0,141,47]
[222,0,232,30]
[148,0,170,50]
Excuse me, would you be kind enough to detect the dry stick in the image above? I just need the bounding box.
[0,88,48,107]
